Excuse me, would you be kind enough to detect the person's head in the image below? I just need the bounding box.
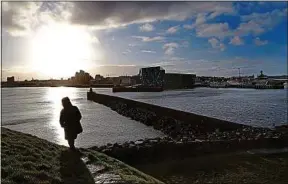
[62,97,72,108]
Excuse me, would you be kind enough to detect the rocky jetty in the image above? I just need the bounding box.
[106,101,283,141]
[87,92,288,164]
[91,128,288,164]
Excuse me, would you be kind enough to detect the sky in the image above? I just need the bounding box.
[1,1,288,80]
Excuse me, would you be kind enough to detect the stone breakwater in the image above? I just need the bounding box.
[107,101,283,142]
[87,91,247,137]
[87,91,288,163]
[91,130,288,164]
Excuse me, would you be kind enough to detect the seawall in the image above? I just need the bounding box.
[87,91,247,134]
[91,137,288,165]
[87,91,288,165]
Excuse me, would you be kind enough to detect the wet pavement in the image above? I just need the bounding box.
[81,157,125,184]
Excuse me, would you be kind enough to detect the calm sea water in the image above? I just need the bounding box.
[105,88,287,127]
[2,87,287,148]
[1,87,164,148]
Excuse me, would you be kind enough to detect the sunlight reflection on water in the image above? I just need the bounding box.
[45,87,78,146]
[2,87,164,147]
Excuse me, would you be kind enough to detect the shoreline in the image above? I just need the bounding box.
[87,91,288,163]
[1,127,164,184]
[2,90,288,183]
[1,85,113,88]
[2,85,286,90]
[3,126,288,184]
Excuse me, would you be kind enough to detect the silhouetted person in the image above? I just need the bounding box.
[60,97,83,150]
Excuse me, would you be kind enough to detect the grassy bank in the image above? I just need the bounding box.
[1,127,164,184]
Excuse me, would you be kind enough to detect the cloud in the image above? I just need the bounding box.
[151,57,187,67]
[132,36,165,42]
[196,23,232,38]
[236,8,287,36]
[168,57,186,61]
[122,49,132,55]
[96,64,136,67]
[141,50,156,53]
[208,4,235,19]
[183,13,208,30]
[151,61,176,67]
[69,2,234,28]
[183,3,234,30]
[91,36,101,44]
[183,24,194,30]
[128,43,141,47]
[195,13,207,25]
[2,2,235,36]
[166,25,179,34]
[229,36,244,45]
[163,42,179,55]
[241,8,287,26]
[208,37,226,51]
[2,2,41,36]
[6,2,285,41]
[254,37,268,46]
[139,23,154,32]
[2,2,73,36]
[181,41,190,48]
[184,7,287,40]
[235,20,266,36]
[219,43,226,51]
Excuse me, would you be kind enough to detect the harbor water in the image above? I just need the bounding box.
[2,87,287,147]
[1,87,164,148]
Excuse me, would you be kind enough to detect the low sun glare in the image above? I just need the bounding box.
[31,23,100,78]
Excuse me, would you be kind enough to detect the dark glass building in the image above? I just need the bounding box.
[164,73,196,89]
[139,66,165,87]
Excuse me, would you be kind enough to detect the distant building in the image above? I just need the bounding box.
[7,76,15,84]
[257,70,268,79]
[95,74,104,81]
[110,76,136,86]
[139,66,165,87]
[164,73,196,89]
[120,76,133,86]
[73,70,92,84]
[131,75,141,84]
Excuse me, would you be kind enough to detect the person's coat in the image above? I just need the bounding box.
[60,106,83,140]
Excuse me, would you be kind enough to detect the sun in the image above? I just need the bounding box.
[31,23,99,79]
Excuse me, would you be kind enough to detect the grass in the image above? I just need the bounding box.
[135,150,288,184]
[4,126,288,184]
[1,127,164,184]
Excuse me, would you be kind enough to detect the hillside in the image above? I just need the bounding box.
[1,127,164,184]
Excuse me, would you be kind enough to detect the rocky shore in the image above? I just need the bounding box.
[88,92,288,165]
[91,127,288,164]
[106,101,284,141]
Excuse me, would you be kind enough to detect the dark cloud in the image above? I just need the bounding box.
[69,2,233,28]
[2,2,234,35]
[1,2,30,32]
[70,2,192,26]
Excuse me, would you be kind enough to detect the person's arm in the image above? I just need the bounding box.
[75,107,82,121]
[60,109,65,127]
